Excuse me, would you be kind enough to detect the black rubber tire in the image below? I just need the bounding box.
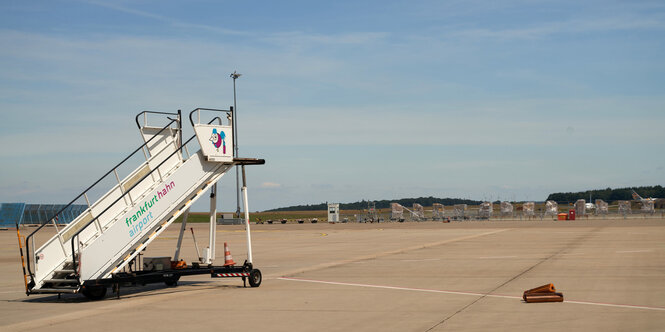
[281,220,286,224]
[165,276,180,287]
[248,269,262,287]
[81,285,107,300]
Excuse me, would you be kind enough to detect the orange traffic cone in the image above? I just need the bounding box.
[523,283,564,303]
[223,242,236,267]
[524,283,556,295]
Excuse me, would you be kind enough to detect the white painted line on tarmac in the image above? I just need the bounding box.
[278,277,665,312]
[564,299,665,311]
[616,249,653,253]
[279,276,517,299]
[479,255,517,259]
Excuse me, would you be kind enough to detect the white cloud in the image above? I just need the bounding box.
[260,182,281,188]
[262,31,389,47]
[82,0,249,36]
[447,16,665,41]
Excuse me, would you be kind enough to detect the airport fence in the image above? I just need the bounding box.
[0,203,87,227]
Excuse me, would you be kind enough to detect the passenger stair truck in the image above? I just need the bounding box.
[17,108,264,299]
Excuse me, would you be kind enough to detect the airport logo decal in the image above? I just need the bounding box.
[210,128,226,154]
[125,181,175,238]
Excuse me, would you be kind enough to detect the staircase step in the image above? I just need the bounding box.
[31,288,79,294]
[54,269,75,274]
[45,279,79,284]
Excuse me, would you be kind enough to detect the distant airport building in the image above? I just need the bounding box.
[327,203,340,223]
[0,203,87,227]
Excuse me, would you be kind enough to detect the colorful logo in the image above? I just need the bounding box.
[210,128,226,154]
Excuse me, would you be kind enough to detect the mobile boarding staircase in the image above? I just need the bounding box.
[17,108,264,299]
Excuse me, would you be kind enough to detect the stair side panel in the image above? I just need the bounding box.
[79,151,230,280]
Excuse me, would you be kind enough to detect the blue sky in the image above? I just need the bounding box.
[1,0,664,211]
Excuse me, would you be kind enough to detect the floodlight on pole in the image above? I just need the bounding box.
[230,70,242,217]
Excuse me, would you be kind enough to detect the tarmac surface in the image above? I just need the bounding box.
[1,217,665,331]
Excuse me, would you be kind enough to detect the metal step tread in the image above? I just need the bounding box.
[45,279,79,284]
[54,269,75,274]
[31,288,79,294]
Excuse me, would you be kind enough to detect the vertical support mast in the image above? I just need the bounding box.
[173,208,189,262]
[231,71,242,219]
[208,184,217,265]
[241,166,253,264]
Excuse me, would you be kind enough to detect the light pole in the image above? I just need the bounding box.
[231,70,242,218]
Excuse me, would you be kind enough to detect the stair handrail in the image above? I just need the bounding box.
[67,111,230,282]
[136,110,183,149]
[135,110,180,130]
[24,113,181,284]
[189,107,233,127]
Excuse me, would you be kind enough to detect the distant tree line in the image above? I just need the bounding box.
[546,185,665,204]
[266,186,664,212]
[266,196,483,212]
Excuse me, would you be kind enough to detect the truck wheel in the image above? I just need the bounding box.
[248,269,262,287]
[81,285,107,300]
[165,276,180,286]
